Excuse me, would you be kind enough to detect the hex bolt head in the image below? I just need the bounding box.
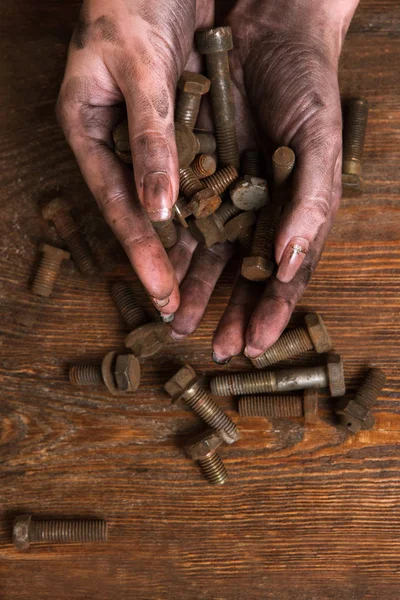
[114,354,141,392]
[101,351,120,395]
[13,515,32,551]
[241,255,274,282]
[304,313,332,353]
[224,211,256,243]
[31,244,71,297]
[184,429,224,461]
[164,364,198,404]
[125,322,168,358]
[230,176,269,211]
[188,188,222,219]
[196,26,233,54]
[189,214,227,248]
[178,71,210,95]
[175,122,200,167]
[327,354,346,397]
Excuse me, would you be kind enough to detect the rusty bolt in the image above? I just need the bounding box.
[31,244,70,298]
[224,211,256,244]
[189,214,227,248]
[196,27,239,168]
[153,219,178,249]
[179,166,205,198]
[69,351,141,394]
[42,198,96,276]
[188,187,222,219]
[230,176,269,211]
[239,388,319,423]
[342,98,369,194]
[191,154,217,179]
[195,132,217,155]
[202,166,239,196]
[241,150,265,177]
[335,368,386,434]
[111,281,148,331]
[125,322,169,358]
[251,313,332,368]
[210,353,345,398]
[176,71,210,130]
[185,429,229,485]
[13,515,108,551]
[164,364,240,444]
[175,122,201,168]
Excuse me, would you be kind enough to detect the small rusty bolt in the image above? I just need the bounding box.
[185,429,229,485]
[230,176,269,211]
[224,211,256,244]
[111,281,148,330]
[335,368,386,434]
[188,188,222,219]
[241,150,265,177]
[342,98,369,193]
[153,219,178,249]
[125,322,169,358]
[239,388,319,423]
[191,154,217,179]
[164,364,241,444]
[196,27,240,169]
[175,122,201,167]
[195,132,217,155]
[241,147,295,282]
[210,354,345,398]
[42,198,96,276]
[251,313,332,368]
[201,166,239,196]
[13,515,108,551]
[179,166,205,198]
[69,351,141,394]
[31,244,70,297]
[189,214,227,248]
[176,71,210,130]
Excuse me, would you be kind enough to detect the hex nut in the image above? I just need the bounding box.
[189,215,226,248]
[303,389,319,424]
[241,255,274,281]
[175,122,199,167]
[230,176,269,211]
[114,354,141,392]
[327,354,346,397]
[101,351,120,395]
[224,211,256,243]
[189,188,221,219]
[304,313,332,354]
[125,322,168,358]
[185,429,224,461]
[41,197,71,221]
[164,364,197,404]
[196,26,233,54]
[178,71,210,95]
[13,515,32,551]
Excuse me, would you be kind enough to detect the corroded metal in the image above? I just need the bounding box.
[111,282,148,330]
[13,515,107,550]
[69,351,141,394]
[195,133,217,155]
[185,429,228,485]
[31,244,70,298]
[241,150,265,177]
[202,166,239,196]
[176,71,210,130]
[191,154,217,179]
[153,219,178,249]
[238,388,318,423]
[342,98,369,193]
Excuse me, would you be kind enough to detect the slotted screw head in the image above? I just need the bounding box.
[184,429,224,461]
[241,255,274,281]
[189,188,221,219]
[196,26,233,54]
[41,197,71,221]
[125,322,168,358]
[114,354,141,392]
[230,176,269,211]
[13,515,32,551]
[178,71,210,95]
[224,211,256,243]
[327,354,346,397]
[175,122,199,167]
[164,364,197,404]
[304,313,332,353]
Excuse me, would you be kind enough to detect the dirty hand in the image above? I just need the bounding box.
[57,0,212,314]
[171,0,359,361]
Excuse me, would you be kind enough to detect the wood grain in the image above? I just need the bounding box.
[0,1,399,599]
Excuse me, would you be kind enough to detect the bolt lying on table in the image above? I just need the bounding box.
[342,97,369,194]
[31,244,70,298]
[69,351,141,394]
[238,388,319,424]
[184,429,229,485]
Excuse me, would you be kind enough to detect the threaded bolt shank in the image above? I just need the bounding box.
[202,165,238,196]
[195,133,217,155]
[239,395,303,418]
[111,282,148,330]
[214,200,241,227]
[251,328,312,368]
[198,453,228,485]
[179,167,205,198]
[69,363,103,386]
[31,244,70,297]
[343,98,369,176]
[183,383,239,442]
[241,150,264,177]
[13,515,107,549]
[355,368,386,409]
[191,154,217,179]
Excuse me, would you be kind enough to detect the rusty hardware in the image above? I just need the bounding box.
[42,198,96,276]
[196,27,240,169]
[180,166,205,198]
[241,146,295,282]
[13,515,108,551]
[342,98,369,193]
[31,244,70,298]
[191,154,217,179]
[164,364,241,444]
[195,132,217,155]
[189,200,237,247]
[210,353,345,398]
[176,71,210,130]
[224,211,256,246]
[111,281,148,331]
[238,388,319,424]
[202,165,239,196]
[173,197,190,228]
[153,219,178,249]
[335,368,386,434]
[251,313,332,368]
[241,150,265,177]
[179,167,221,218]
[175,121,202,167]
[69,351,141,394]
[230,176,269,211]
[185,429,229,485]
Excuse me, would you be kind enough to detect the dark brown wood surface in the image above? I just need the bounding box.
[0,1,399,598]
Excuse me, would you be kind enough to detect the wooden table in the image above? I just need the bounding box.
[0,1,399,598]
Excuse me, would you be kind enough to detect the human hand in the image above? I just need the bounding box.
[170,0,359,360]
[57,0,213,313]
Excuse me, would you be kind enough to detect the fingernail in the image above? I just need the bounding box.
[244,345,264,359]
[212,352,232,365]
[160,313,175,324]
[143,172,172,222]
[276,237,309,283]
[152,296,170,309]
[170,330,186,341]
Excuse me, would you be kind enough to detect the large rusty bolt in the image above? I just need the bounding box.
[176,71,210,130]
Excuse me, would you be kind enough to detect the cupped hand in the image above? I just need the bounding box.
[57,0,213,313]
